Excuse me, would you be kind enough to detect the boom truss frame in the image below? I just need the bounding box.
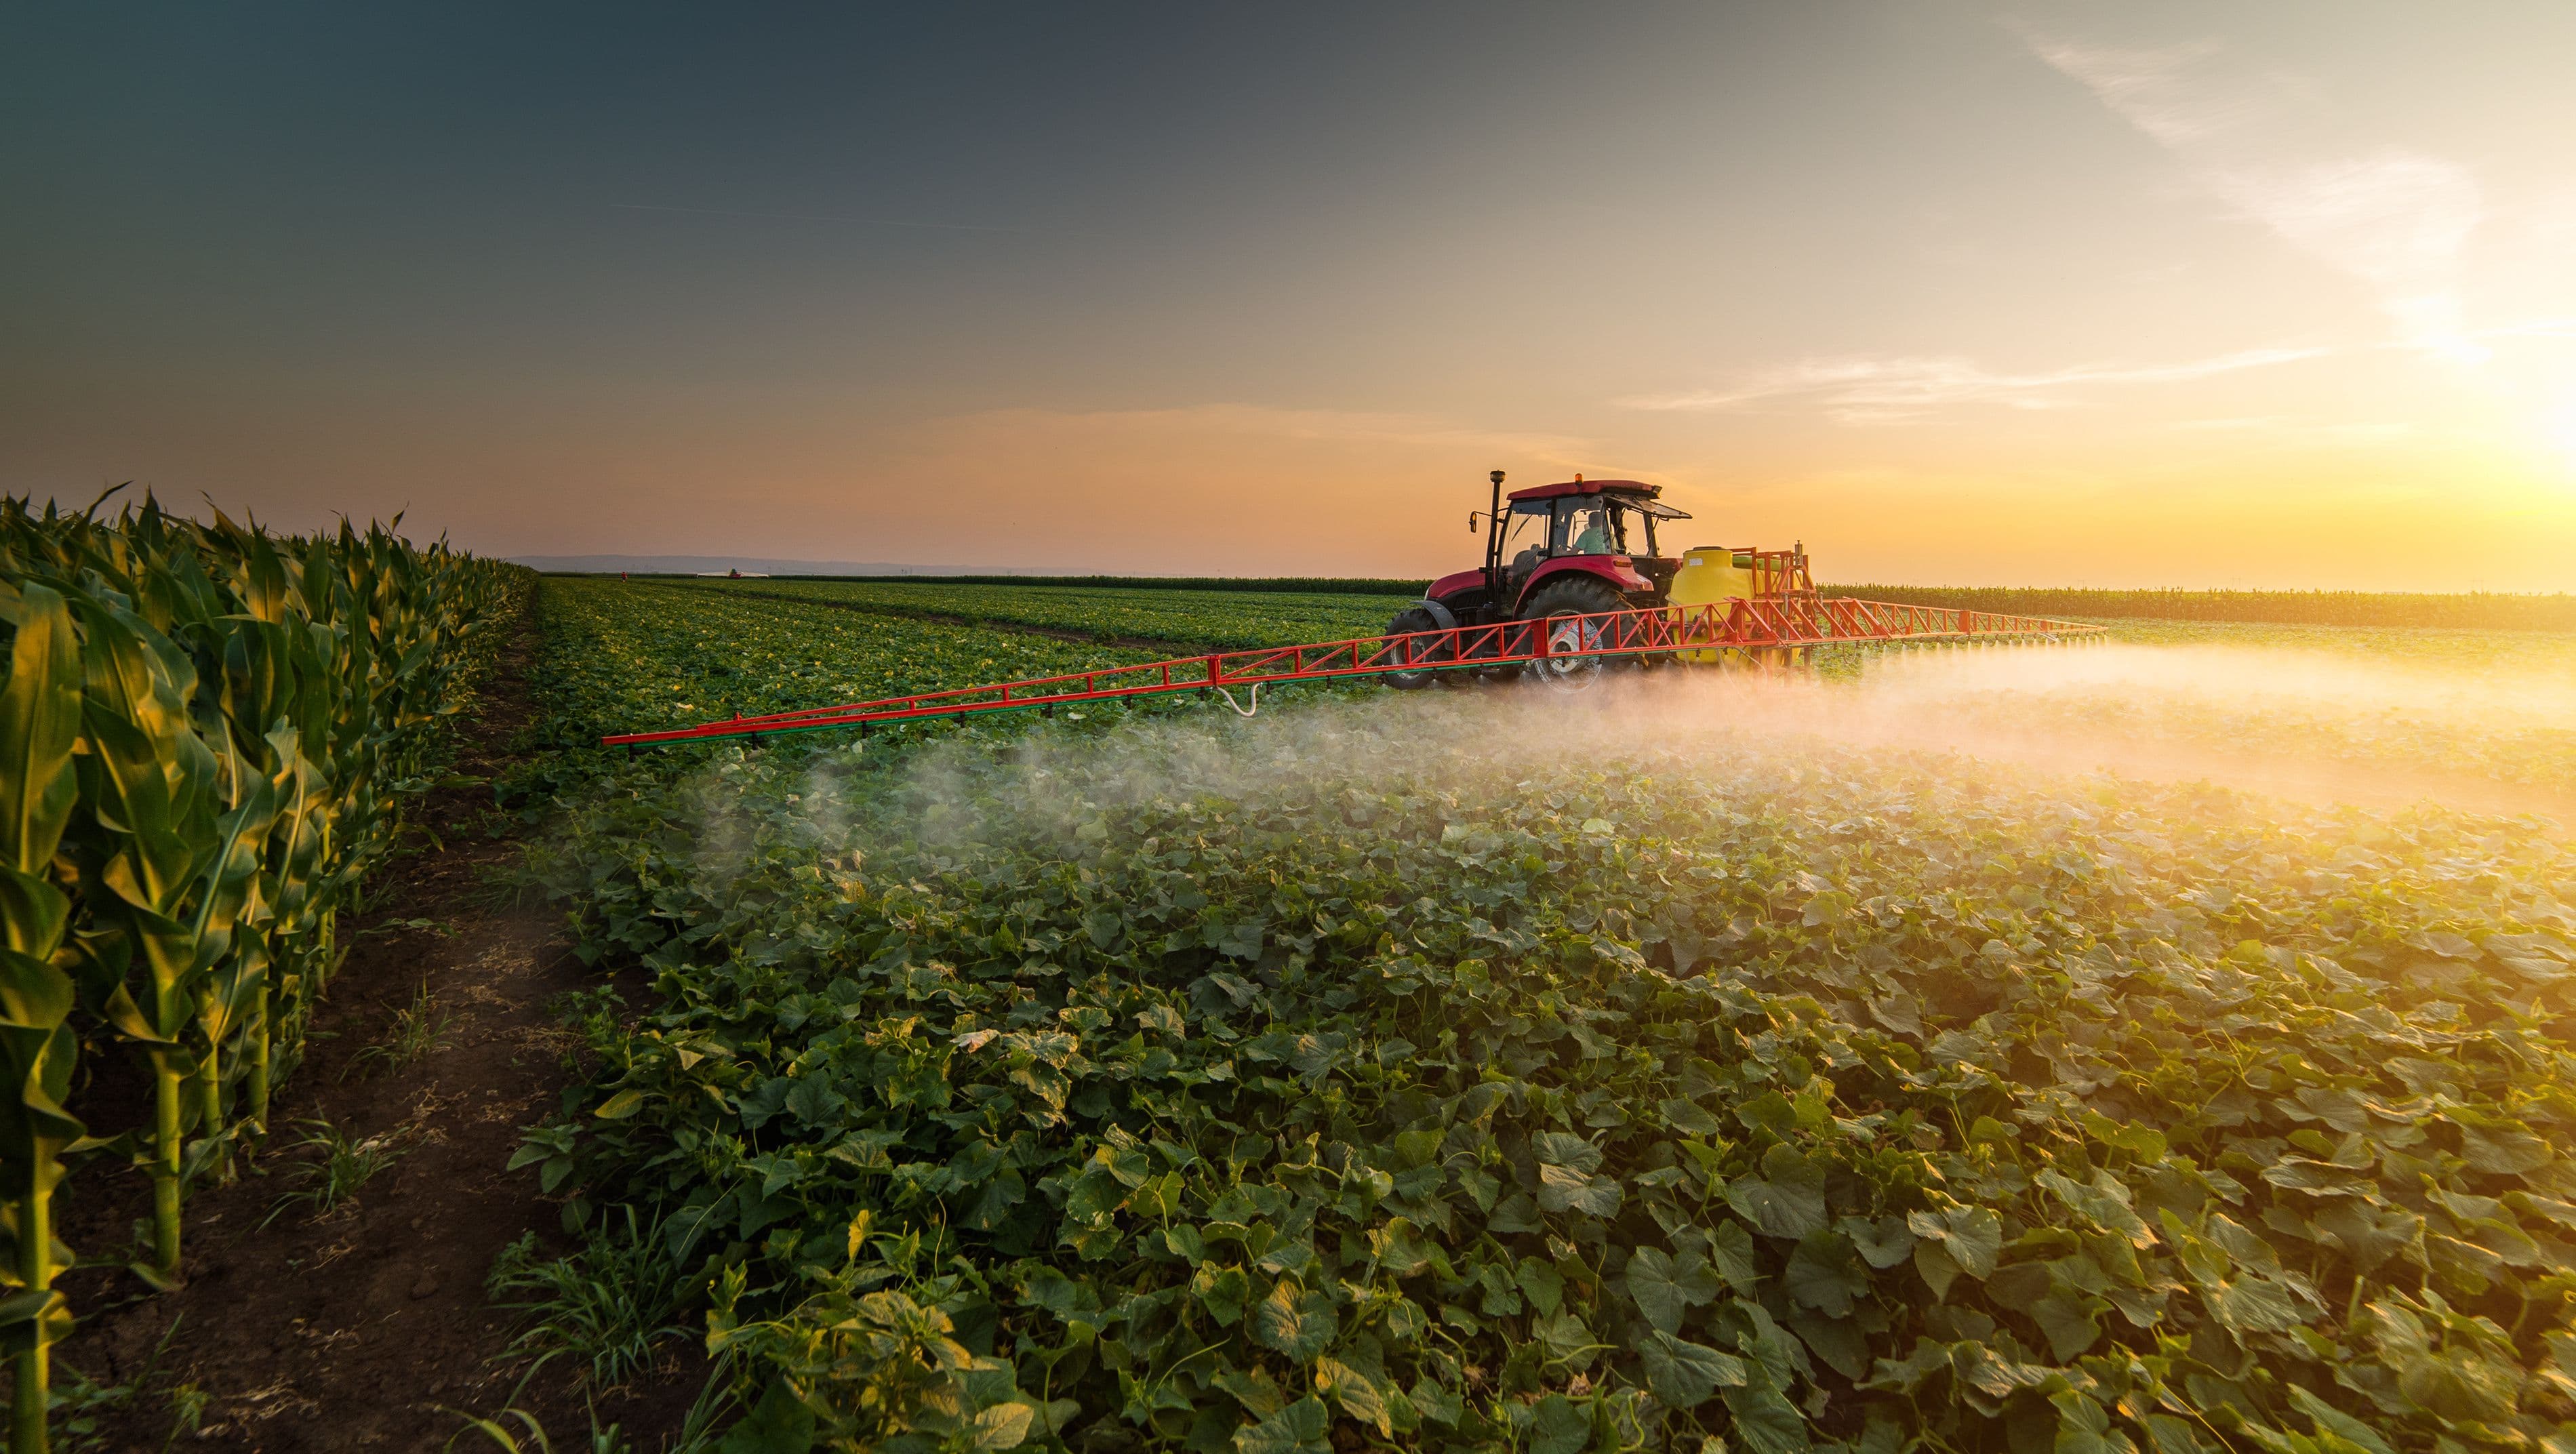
[601,592,2106,748]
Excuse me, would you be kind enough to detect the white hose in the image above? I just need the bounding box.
[1213,683,1260,717]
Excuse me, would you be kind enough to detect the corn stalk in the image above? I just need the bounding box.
[0,584,85,1454]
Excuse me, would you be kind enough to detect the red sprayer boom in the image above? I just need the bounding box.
[600,591,2102,750]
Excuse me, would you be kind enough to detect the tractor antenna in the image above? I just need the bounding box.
[1489,469,1506,485]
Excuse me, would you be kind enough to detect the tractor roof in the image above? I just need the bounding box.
[1506,479,1659,503]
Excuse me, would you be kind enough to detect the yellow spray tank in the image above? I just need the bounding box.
[1668,546,1757,665]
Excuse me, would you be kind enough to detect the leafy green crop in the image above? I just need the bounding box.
[675,579,1416,654]
[505,578,1171,807]
[515,580,2576,1454]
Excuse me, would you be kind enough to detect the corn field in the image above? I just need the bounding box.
[0,492,524,1452]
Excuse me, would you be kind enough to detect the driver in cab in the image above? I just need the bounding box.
[1567,506,1614,555]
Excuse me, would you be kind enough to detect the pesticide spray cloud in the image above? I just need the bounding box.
[658,632,2572,900]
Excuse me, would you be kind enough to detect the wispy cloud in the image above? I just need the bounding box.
[1622,346,2327,422]
[2025,35,2487,363]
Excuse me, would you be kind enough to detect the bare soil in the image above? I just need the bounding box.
[54,596,700,1451]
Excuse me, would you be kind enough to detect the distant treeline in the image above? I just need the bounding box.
[1826,584,2576,632]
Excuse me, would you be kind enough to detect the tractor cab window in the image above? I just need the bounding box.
[1615,496,1689,558]
[1611,500,1656,557]
[1559,501,1618,557]
[1502,502,1552,579]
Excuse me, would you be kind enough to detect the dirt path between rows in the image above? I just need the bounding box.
[56,594,699,1451]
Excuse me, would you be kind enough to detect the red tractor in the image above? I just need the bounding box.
[1385,469,1702,688]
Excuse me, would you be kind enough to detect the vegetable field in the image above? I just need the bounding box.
[495,578,2576,1454]
[672,578,1413,653]
[507,578,1165,807]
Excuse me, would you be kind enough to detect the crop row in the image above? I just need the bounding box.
[672,578,1415,653]
[752,573,1430,597]
[506,578,1184,806]
[0,495,522,1450]
[516,576,2576,1454]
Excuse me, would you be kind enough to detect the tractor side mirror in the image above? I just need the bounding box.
[1468,511,1483,533]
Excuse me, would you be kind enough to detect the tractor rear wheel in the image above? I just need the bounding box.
[1381,606,1449,690]
[1521,576,1627,689]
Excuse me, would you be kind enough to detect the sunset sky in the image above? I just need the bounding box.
[7,4,2576,588]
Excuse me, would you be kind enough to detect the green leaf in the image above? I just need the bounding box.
[0,582,83,876]
[971,1400,1036,1451]
[1316,1356,1394,1438]
[1538,1163,1622,1217]
[1529,1394,1591,1454]
[1627,1246,1722,1334]
[1707,1221,1761,1291]
[1906,1205,2001,1278]
[1251,1281,1337,1364]
[594,1088,647,1120]
[2205,1276,2302,1335]
[1912,1239,1963,1299]
[1234,1396,1330,1454]
[1196,1264,1249,1326]
[2461,1126,2550,1175]
[1735,1091,1799,1138]
[1841,1215,1916,1270]
[2049,1390,2116,1454]
[1214,1366,1287,1419]
[1517,1257,1565,1315]
[1532,1131,1603,1175]
[1723,1367,1811,1454]
[1782,1230,1867,1318]
[1063,1165,1124,1220]
[1727,1176,1826,1240]
[2032,1291,2104,1361]
[2286,1386,2394,1454]
[1662,1097,1725,1137]
[1637,1329,1748,1409]
[1535,1306,1599,1369]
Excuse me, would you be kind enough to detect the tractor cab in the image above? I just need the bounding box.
[1419,474,1692,628]
[1494,481,1690,606]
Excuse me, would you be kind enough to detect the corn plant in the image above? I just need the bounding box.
[0,491,523,1451]
[0,584,86,1454]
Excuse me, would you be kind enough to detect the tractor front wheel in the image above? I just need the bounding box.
[1521,577,1626,690]
[1381,606,1450,690]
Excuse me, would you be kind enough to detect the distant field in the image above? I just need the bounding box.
[1828,582,2576,630]
[780,571,1424,594]
[2073,616,2576,670]
[673,575,1415,651]
[582,572,2576,632]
